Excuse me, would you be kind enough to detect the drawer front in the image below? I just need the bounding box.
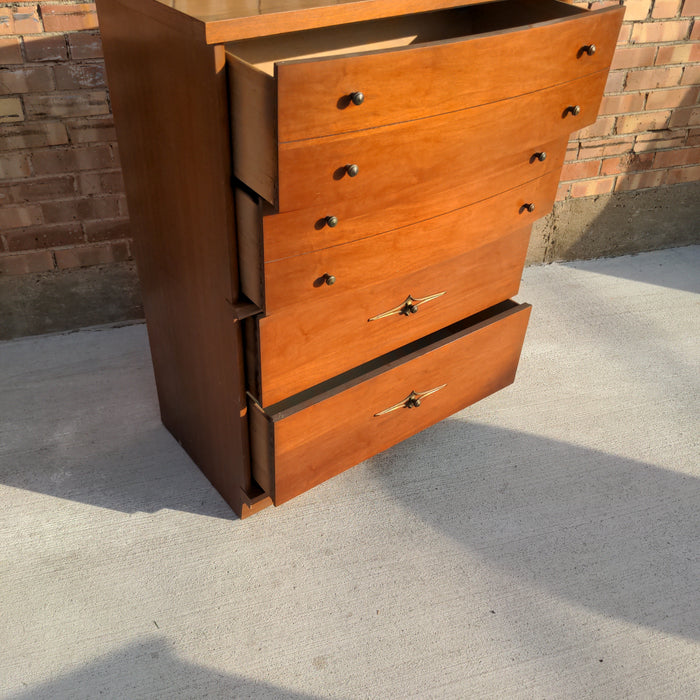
[250,302,532,504]
[263,170,558,313]
[277,70,606,212]
[262,137,566,261]
[276,4,623,141]
[253,226,532,407]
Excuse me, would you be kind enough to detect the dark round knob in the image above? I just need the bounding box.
[324,274,336,286]
[407,397,421,408]
[408,304,418,314]
[325,216,338,228]
[535,151,547,162]
[350,91,364,106]
[346,163,359,177]
[567,105,581,116]
[524,203,535,213]
[583,44,596,56]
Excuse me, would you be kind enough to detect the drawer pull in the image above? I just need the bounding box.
[325,215,339,228]
[581,44,597,56]
[349,91,365,106]
[565,104,581,117]
[345,163,359,177]
[322,273,336,286]
[368,291,446,322]
[521,202,536,213]
[533,151,547,162]
[374,384,447,417]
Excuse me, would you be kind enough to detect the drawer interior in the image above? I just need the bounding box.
[226,0,584,76]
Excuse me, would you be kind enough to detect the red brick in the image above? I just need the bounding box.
[66,117,116,143]
[601,152,655,175]
[0,204,43,230]
[633,134,687,152]
[682,0,700,15]
[55,240,129,269]
[578,137,635,159]
[84,217,130,242]
[560,159,601,181]
[67,32,103,59]
[653,146,700,168]
[555,182,570,201]
[625,66,683,90]
[41,195,121,223]
[7,175,76,203]
[5,223,83,251]
[0,250,55,275]
[574,116,616,139]
[0,65,55,95]
[0,9,12,36]
[630,20,691,43]
[681,65,700,86]
[692,22,700,40]
[645,86,700,110]
[564,142,579,162]
[625,0,652,21]
[78,169,124,195]
[615,170,666,190]
[41,4,98,32]
[0,121,68,150]
[23,35,68,62]
[664,165,700,183]
[12,7,43,34]
[24,91,110,119]
[0,37,22,64]
[687,128,700,146]
[599,92,646,114]
[0,96,24,123]
[31,144,114,175]
[611,46,657,70]
[652,0,682,17]
[605,70,626,93]
[0,153,31,180]
[617,110,672,132]
[118,194,128,216]
[569,176,616,197]
[53,62,106,90]
[655,43,698,64]
[668,106,700,128]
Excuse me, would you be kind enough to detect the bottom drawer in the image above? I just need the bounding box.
[249,300,531,505]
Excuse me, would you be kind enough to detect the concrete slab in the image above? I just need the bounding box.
[1,247,698,699]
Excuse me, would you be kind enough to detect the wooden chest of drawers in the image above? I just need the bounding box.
[97,0,623,517]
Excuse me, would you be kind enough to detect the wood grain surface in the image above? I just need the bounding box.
[260,137,567,261]
[275,70,607,212]
[262,171,558,313]
[254,226,532,406]
[273,3,622,141]
[96,0,256,517]
[253,302,532,504]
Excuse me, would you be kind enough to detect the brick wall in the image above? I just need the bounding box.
[0,0,699,276]
[0,0,128,275]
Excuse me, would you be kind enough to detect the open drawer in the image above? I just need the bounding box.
[248,300,531,505]
[226,0,623,204]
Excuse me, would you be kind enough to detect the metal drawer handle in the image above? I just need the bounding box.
[374,384,447,417]
[349,91,364,106]
[580,44,596,56]
[368,291,446,322]
[520,202,536,214]
[565,104,581,117]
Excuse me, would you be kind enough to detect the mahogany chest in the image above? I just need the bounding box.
[96,0,623,516]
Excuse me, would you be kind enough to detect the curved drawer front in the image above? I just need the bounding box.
[253,226,531,407]
[250,302,532,504]
[263,170,558,313]
[277,70,606,212]
[275,3,623,141]
[263,137,566,261]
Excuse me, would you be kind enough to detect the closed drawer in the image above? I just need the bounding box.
[259,170,559,313]
[253,137,567,262]
[247,226,532,407]
[249,301,531,505]
[225,0,623,151]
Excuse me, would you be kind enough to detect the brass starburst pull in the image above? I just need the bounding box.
[368,291,446,322]
[374,384,447,417]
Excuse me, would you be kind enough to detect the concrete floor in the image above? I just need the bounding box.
[1,246,698,699]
